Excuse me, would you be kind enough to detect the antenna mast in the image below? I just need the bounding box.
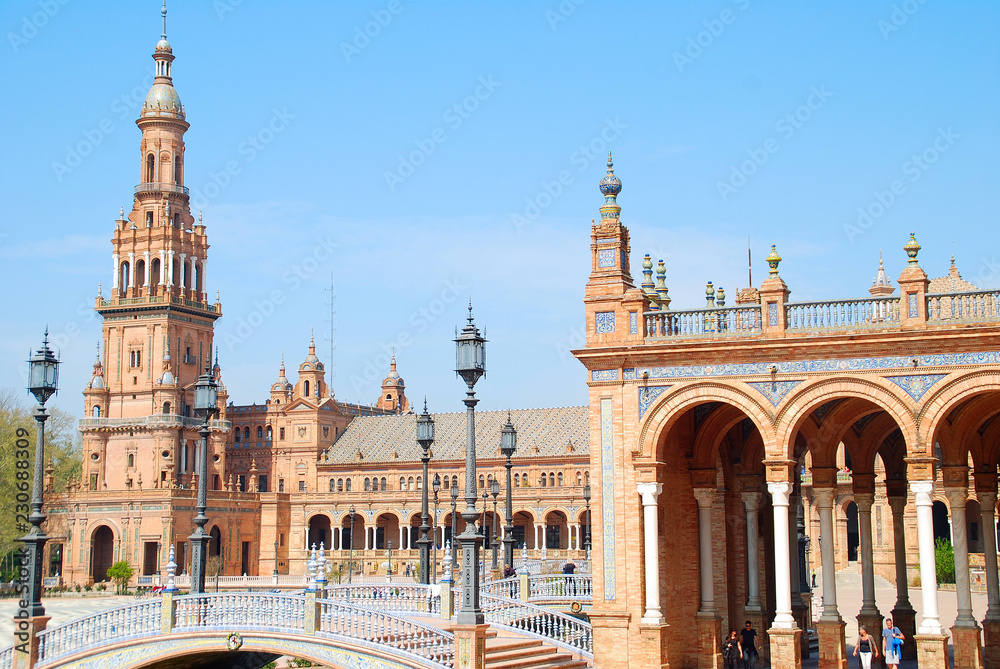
[747,235,752,288]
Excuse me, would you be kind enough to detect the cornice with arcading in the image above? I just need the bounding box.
[634,380,775,460]
[773,375,915,435]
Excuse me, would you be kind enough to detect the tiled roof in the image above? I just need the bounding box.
[324,406,589,465]
[928,260,978,294]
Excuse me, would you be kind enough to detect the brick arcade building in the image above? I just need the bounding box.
[574,156,999,669]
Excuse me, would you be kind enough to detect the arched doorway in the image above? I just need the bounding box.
[845,501,859,563]
[91,526,114,583]
[308,514,332,550]
[932,500,950,542]
[544,511,567,550]
[209,526,222,557]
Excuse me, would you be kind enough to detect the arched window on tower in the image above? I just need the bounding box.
[364,478,371,492]
[345,479,351,492]
[243,427,250,441]
[400,477,405,491]
[452,475,458,489]
[557,472,563,486]
[174,156,182,184]
[146,153,155,182]
[540,473,547,487]
[127,454,135,468]
[136,259,145,287]
[234,427,241,443]
[478,474,485,489]
[92,405,101,418]
[304,381,310,398]
[162,402,170,415]
[257,426,263,440]
[337,478,344,492]
[380,477,387,491]
[266,426,272,441]
[329,479,336,492]
[443,477,449,490]
[416,476,422,490]
[150,258,161,294]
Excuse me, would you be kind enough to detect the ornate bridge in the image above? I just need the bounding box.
[1,576,594,669]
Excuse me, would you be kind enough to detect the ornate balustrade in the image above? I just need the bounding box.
[324,584,440,614]
[528,574,593,601]
[480,594,593,658]
[79,415,231,432]
[927,289,1000,322]
[134,182,190,195]
[481,576,519,599]
[0,646,10,668]
[35,599,162,665]
[645,305,762,339]
[317,599,454,668]
[174,592,305,631]
[785,297,901,331]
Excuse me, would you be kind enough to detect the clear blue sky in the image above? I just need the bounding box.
[1,1,998,419]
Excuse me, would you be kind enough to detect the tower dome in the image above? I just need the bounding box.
[141,1,185,120]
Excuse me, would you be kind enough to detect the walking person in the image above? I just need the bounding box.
[721,629,740,669]
[853,626,879,669]
[883,617,903,668]
[738,620,760,669]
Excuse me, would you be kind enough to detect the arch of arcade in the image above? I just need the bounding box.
[574,157,999,669]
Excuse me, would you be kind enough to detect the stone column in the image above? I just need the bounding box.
[814,488,848,669]
[637,482,663,624]
[768,479,802,669]
[944,486,983,669]
[887,495,917,661]
[178,253,187,289]
[143,250,150,287]
[911,480,949,669]
[190,256,198,294]
[159,250,166,284]
[112,252,119,289]
[743,491,763,610]
[127,251,135,290]
[977,491,1000,669]
[854,492,884,661]
[789,492,809,657]
[167,250,174,287]
[694,488,723,669]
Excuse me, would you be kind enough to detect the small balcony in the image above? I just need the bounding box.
[134,182,190,196]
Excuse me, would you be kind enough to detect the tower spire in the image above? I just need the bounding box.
[161,0,168,40]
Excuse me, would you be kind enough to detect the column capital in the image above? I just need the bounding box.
[636,482,662,506]
[943,486,969,509]
[854,492,875,512]
[977,490,998,510]
[741,491,763,511]
[693,487,716,509]
[887,495,908,515]
[812,487,836,509]
[768,480,791,507]
[909,480,934,506]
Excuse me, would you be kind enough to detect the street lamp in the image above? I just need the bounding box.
[490,479,500,571]
[481,489,489,545]
[189,355,218,594]
[432,474,441,584]
[348,505,356,585]
[450,484,459,578]
[500,416,517,572]
[583,483,592,555]
[22,330,59,618]
[416,401,435,585]
[454,302,486,625]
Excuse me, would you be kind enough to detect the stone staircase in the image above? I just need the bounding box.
[485,634,589,669]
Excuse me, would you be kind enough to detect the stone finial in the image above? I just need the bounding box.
[316,543,327,585]
[766,245,782,276]
[705,281,715,309]
[655,259,670,309]
[521,544,528,566]
[716,286,726,308]
[904,232,921,265]
[307,544,318,590]
[442,540,453,582]
[165,544,178,592]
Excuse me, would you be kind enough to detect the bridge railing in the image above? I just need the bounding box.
[480,593,592,658]
[324,584,440,614]
[318,598,454,668]
[35,598,163,665]
[481,576,519,599]
[528,574,593,601]
[173,592,305,632]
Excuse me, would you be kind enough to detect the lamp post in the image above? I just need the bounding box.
[416,402,435,585]
[583,483,592,556]
[500,417,517,572]
[348,505,356,585]
[273,540,278,578]
[189,356,218,594]
[450,484,459,578]
[386,539,393,583]
[432,474,441,584]
[22,331,59,619]
[454,303,486,625]
[481,490,489,548]
[490,479,500,571]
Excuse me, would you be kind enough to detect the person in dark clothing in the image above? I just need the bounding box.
[562,562,576,574]
[738,620,759,669]
[721,630,740,669]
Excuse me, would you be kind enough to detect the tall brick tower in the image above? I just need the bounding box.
[81,2,225,493]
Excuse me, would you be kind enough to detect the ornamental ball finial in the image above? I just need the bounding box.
[904,232,921,265]
[766,245,782,276]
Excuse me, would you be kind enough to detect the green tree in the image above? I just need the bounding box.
[0,388,82,580]
[107,560,135,595]
[935,537,955,584]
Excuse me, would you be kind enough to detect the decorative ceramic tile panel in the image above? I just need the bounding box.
[908,293,918,318]
[624,351,1000,381]
[747,380,803,406]
[886,374,947,401]
[629,311,638,335]
[597,249,616,268]
[592,369,619,382]
[638,385,671,418]
[600,398,616,600]
[768,302,779,326]
[595,311,616,334]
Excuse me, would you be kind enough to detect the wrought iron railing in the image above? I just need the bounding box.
[645,306,762,339]
[318,598,454,668]
[480,593,592,658]
[35,599,162,665]
[785,297,901,331]
[927,290,1000,322]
